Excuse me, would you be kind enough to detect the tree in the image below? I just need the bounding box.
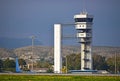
[107,55,120,73]
[3,58,15,72]
[36,61,50,68]
[0,59,3,72]
[93,54,108,70]
[47,68,53,73]
[65,53,81,70]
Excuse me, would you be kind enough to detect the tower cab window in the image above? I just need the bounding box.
[75,18,93,22]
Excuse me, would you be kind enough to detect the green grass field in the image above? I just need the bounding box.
[0,75,119,81]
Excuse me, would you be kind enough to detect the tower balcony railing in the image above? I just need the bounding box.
[75,24,92,29]
[79,41,91,43]
[77,33,92,38]
[78,38,91,43]
[83,67,90,70]
[83,58,90,61]
[83,50,90,53]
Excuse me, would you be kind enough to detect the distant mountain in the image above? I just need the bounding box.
[0,37,42,48]
[0,46,120,60]
[0,48,16,58]
[14,46,120,59]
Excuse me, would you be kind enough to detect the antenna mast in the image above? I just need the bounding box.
[82,0,87,14]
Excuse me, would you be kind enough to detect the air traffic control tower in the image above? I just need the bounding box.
[74,12,93,71]
[54,12,94,73]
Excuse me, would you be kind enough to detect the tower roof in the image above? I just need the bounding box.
[74,12,93,18]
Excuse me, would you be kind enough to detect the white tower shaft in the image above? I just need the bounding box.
[54,24,62,73]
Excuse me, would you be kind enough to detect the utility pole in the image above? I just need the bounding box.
[115,52,117,74]
[30,35,35,72]
[66,56,68,73]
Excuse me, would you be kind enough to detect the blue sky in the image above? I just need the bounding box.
[0,0,120,47]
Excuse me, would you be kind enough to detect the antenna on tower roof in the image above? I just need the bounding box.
[82,0,87,14]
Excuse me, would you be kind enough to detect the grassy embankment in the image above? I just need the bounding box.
[0,75,119,81]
